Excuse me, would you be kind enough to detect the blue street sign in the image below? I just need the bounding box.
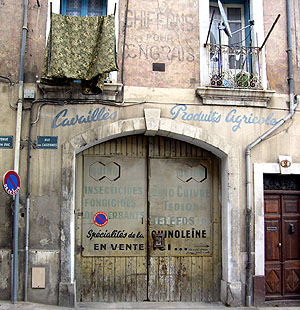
[37,136,58,149]
[0,136,13,149]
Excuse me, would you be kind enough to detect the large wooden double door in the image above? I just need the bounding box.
[75,135,221,302]
[265,193,300,300]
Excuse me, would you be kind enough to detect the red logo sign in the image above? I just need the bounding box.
[3,170,21,196]
[93,212,109,227]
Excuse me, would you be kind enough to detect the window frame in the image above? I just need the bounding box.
[46,0,119,83]
[209,3,247,72]
[199,0,267,89]
[60,0,108,17]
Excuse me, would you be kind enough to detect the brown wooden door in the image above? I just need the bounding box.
[265,193,300,300]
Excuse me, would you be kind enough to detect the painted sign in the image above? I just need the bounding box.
[82,157,146,256]
[37,136,58,149]
[170,104,279,132]
[93,212,109,227]
[0,136,13,149]
[3,170,21,195]
[123,0,199,88]
[51,107,118,129]
[149,158,211,256]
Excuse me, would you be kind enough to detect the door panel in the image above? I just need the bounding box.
[265,265,281,295]
[149,158,212,256]
[82,156,147,257]
[265,193,300,300]
[265,219,281,262]
[76,135,221,302]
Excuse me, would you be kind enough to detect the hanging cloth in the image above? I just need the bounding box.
[42,13,118,94]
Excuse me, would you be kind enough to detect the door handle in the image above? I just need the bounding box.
[278,242,282,248]
[289,223,295,234]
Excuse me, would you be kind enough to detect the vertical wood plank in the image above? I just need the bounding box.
[99,142,105,155]
[115,257,126,301]
[81,257,94,302]
[186,143,192,157]
[148,137,154,158]
[103,257,114,301]
[105,140,110,155]
[137,135,143,157]
[180,257,192,301]
[175,140,181,157]
[191,145,197,157]
[159,136,165,156]
[132,136,137,156]
[94,143,100,155]
[148,256,158,301]
[191,256,202,301]
[93,257,104,301]
[181,141,187,157]
[121,137,127,156]
[171,139,176,157]
[197,146,202,157]
[110,139,118,155]
[165,138,171,157]
[136,256,147,301]
[127,136,132,156]
[169,256,176,301]
[153,136,159,157]
[116,138,122,155]
[158,256,170,301]
[202,257,213,302]
[170,256,181,301]
[125,257,137,301]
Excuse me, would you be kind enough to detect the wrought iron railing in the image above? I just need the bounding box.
[207,43,262,89]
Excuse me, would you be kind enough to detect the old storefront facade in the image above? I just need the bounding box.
[0,0,300,307]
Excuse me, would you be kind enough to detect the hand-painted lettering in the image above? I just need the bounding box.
[51,108,118,129]
[170,104,279,132]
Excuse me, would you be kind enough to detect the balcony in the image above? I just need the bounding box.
[206,43,262,89]
[196,43,275,107]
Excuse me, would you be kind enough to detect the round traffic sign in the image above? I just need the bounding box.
[93,212,108,227]
[3,170,21,195]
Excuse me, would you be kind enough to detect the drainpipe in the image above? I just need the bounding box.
[245,0,297,306]
[120,0,129,102]
[12,0,28,304]
[24,103,33,302]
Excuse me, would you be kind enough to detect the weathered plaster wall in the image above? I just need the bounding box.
[0,0,47,82]
[263,0,290,94]
[119,0,200,88]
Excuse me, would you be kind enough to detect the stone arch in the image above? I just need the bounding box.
[59,116,241,306]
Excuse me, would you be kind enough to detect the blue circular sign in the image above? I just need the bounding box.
[93,212,108,227]
[3,170,21,195]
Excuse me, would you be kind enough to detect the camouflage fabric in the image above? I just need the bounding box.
[42,13,118,94]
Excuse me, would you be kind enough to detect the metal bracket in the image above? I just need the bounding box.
[153,232,165,250]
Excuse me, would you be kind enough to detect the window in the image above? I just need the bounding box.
[205,0,264,89]
[46,0,118,84]
[209,2,248,71]
[61,0,107,17]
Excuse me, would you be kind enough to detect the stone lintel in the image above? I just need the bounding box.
[144,108,161,136]
[196,86,275,107]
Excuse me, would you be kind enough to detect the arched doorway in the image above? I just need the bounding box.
[75,135,221,302]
